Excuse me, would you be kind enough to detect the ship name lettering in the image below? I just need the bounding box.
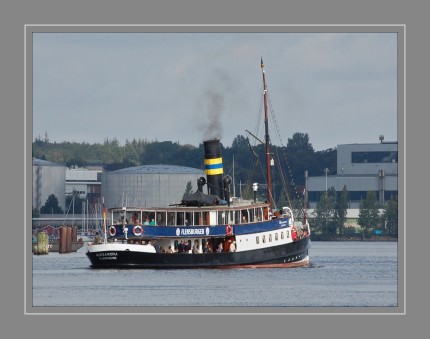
[96,252,118,257]
[180,228,205,236]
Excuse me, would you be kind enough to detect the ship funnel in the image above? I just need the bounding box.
[203,139,224,199]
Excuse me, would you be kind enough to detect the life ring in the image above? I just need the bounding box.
[133,225,143,236]
[226,224,233,236]
[109,226,116,237]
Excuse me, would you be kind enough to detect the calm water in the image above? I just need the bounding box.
[31,241,398,308]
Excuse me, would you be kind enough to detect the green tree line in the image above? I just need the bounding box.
[312,186,398,240]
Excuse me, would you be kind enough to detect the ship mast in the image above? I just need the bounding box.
[261,58,273,211]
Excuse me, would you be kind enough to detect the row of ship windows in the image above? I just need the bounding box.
[255,230,289,244]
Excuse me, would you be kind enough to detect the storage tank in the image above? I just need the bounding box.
[102,164,204,209]
[32,158,66,211]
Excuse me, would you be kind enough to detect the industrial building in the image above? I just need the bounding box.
[306,138,398,209]
[101,164,205,209]
[32,158,66,212]
[66,166,102,204]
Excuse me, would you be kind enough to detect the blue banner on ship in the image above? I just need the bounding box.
[109,218,290,239]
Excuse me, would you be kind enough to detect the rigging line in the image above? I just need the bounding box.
[254,83,264,143]
[245,131,274,205]
[247,82,264,150]
[267,91,304,205]
[62,190,77,225]
[274,150,292,207]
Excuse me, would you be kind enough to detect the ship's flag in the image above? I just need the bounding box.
[103,204,107,220]
[261,57,264,69]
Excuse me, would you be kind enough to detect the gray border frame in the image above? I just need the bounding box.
[25,25,405,315]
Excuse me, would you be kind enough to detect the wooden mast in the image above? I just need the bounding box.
[261,58,273,211]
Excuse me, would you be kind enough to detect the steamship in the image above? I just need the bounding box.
[86,60,311,269]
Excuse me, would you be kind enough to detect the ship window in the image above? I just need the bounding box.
[255,208,262,221]
[249,209,255,222]
[156,211,166,226]
[194,211,201,225]
[256,236,259,244]
[262,235,266,243]
[218,211,226,225]
[167,212,175,226]
[147,212,156,225]
[185,212,193,226]
[286,230,290,238]
[229,211,234,224]
[269,234,272,242]
[176,212,185,226]
[241,210,248,223]
[275,233,278,241]
[202,211,210,225]
[235,210,241,224]
[281,232,284,239]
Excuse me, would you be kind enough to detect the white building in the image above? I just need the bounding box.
[307,139,398,209]
[65,166,102,203]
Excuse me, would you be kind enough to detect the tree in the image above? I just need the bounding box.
[357,191,380,238]
[334,185,349,236]
[65,194,84,214]
[183,181,193,199]
[286,132,314,154]
[40,194,64,214]
[382,195,398,237]
[312,187,336,239]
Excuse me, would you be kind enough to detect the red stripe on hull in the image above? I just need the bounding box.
[213,257,310,269]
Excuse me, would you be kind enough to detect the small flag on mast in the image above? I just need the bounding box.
[102,198,107,226]
[261,57,264,69]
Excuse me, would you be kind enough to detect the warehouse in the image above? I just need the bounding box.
[307,138,398,209]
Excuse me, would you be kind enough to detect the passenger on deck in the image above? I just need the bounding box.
[153,240,160,253]
[192,240,199,253]
[203,242,211,253]
[184,241,191,253]
[166,245,174,253]
[229,241,236,252]
[177,240,184,253]
[216,242,223,253]
[131,213,138,225]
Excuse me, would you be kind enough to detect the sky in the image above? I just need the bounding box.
[32,31,398,151]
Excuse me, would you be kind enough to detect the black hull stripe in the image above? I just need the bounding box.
[86,237,310,269]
